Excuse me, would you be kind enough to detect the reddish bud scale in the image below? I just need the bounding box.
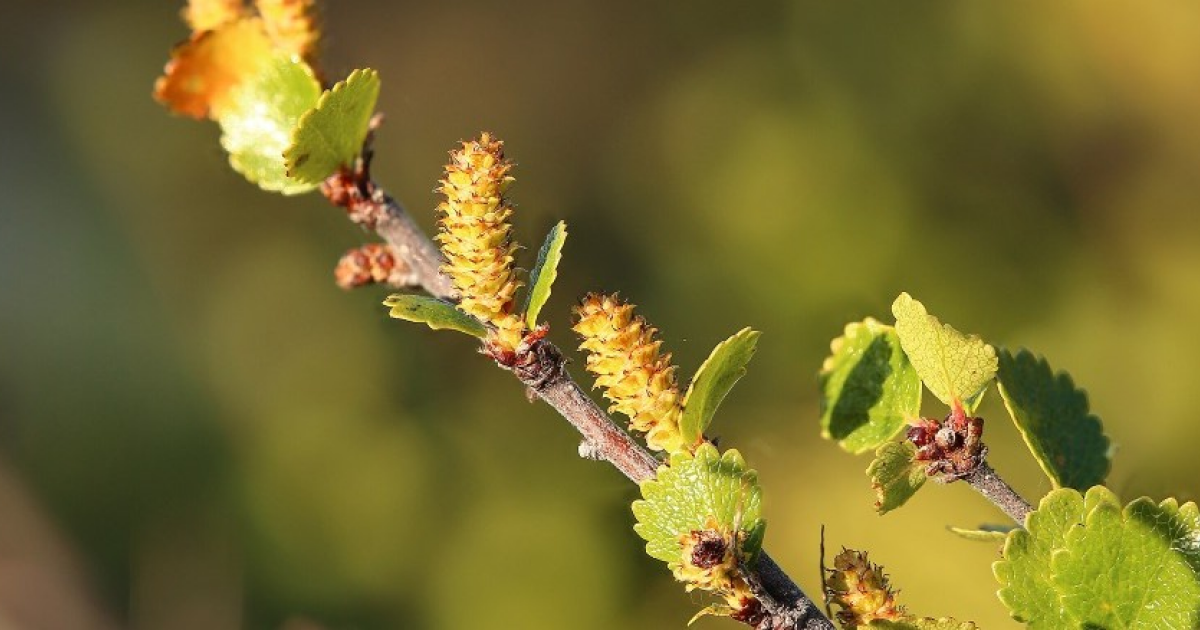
[572,293,685,453]
[335,243,400,289]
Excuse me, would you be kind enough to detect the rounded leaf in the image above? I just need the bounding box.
[218,54,322,194]
[1053,495,1200,629]
[632,443,764,565]
[892,292,997,412]
[679,328,760,446]
[154,17,273,119]
[284,68,382,184]
[867,441,927,515]
[997,348,1110,491]
[819,319,921,454]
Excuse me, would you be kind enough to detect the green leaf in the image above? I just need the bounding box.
[679,328,761,445]
[521,221,567,329]
[868,617,979,630]
[867,441,927,515]
[284,68,381,184]
[1053,495,1200,629]
[382,294,488,338]
[946,525,1011,543]
[993,486,1122,627]
[632,443,765,565]
[891,292,997,412]
[996,348,1111,491]
[819,319,922,454]
[218,55,322,195]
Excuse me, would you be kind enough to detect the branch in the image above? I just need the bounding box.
[320,137,834,630]
[912,412,1034,527]
[962,462,1033,525]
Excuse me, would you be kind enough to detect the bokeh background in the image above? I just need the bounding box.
[3,1,1200,628]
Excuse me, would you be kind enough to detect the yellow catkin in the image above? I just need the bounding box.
[184,0,246,32]
[572,293,686,453]
[255,0,320,62]
[825,549,905,628]
[435,133,525,350]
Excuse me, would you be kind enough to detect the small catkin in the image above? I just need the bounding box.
[255,0,320,62]
[572,293,685,453]
[825,549,905,628]
[436,133,525,350]
[184,0,245,31]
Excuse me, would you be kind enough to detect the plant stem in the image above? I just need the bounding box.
[963,461,1033,525]
[321,165,834,630]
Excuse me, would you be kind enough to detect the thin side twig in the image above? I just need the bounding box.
[962,461,1033,525]
[320,139,834,629]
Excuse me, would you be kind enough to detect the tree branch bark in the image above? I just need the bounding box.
[962,462,1033,525]
[321,154,834,629]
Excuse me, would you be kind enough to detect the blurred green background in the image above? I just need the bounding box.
[2,1,1200,628]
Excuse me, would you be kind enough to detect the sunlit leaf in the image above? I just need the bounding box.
[1053,494,1200,629]
[284,68,381,185]
[154,17,274,119]
[632,443,764,565]
[892,293,996,412]
[867,441,926,515]
[218,55,322,194]
[522,221,567,329]
[679,328,760,446]
[819,319,921,454]
[868,617,979,629]
[946,525,1010,544]
[383,294,488,338]
[994,487,1100,627]
[997,348,1110,491]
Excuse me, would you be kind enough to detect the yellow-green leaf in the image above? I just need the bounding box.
[218,54,322,194]
[868,617,979,630]
[994,486,1122,627]
[1053,495,1200,629]
[522,221,567,329]
[997,348,1110,491]
[819,319,921,454]
[891,292,996,412]
[631,443,764,565]
[867,441,927,515]
[946,525,1011,543]
[284,68,381,184]
[679,328,761,445]
[383,294,487,338]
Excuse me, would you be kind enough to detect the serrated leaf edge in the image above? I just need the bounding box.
[522,220,567,329]
[283,68,381,183]
[382,294,488,338]
[679,328,761,445]
[996,347,1111,490]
